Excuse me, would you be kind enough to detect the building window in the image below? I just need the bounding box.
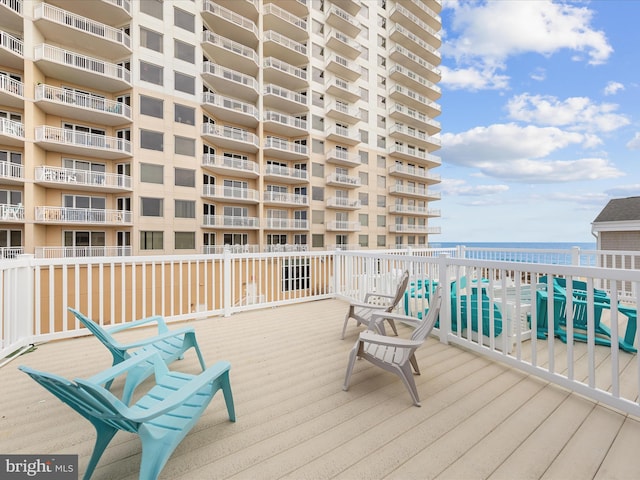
[140,129,163,151]
[140,0,163,20]
[312,210,324,224]
[140,60,163,85]
[175,232,196,249]
[174,71,195,94]
[174,7,195,32]
[359,171,368,185]
[0,150,22,165]
[175,200,195,218]
[377,195,386,208]
[359,235,369,247]
[140,27,163,52]
[312,186,324,201]
[139,95,163,118]
[140,163,163,184]
[175,168,195,187]
[141,197,163,217]
[377,215,386,227]
[175,136,195,156]
[359,192,368,206]
[312,139,324,154]
[377,235,386,247]
[312,234,324,248]
[174,103,195,125]
[312,162,324,178]
[377,155,386,168]
[359,213,368,227]
[140,231,163,250]
[174,39,195,63]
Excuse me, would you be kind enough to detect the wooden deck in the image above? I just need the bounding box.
[2,299,640,480]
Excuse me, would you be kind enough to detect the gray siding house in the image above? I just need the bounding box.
[592,196,640,251]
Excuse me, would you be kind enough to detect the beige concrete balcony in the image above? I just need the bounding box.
[263,111,308,137]
[403,0,442,30]
[46,0,131,24]
[390,45,441,84]
[326,101,361,124]
[326,220,361,232]
[390,24,441,67]
[389,102,441,133]
[35,166,132,192]
[0,160,23,185]
[388,163,440,184]
[262,3,308,42]
[201,31,259,75]
[201,62,258,101]
[263,191,309,206]
[389,184,441,201]
[201,154,259,178]
[33,3,131,59]
[263,84,308,114]
[388,144,441,168]
[326,196,361,210]
[326,29,361,60]
[326,5,361,38]
[263,57,308,90]
[202,243,259,254]
[264,0,308,17]
[0,73,23,108]
[34,126,132,160]
[201,92,259,128]
[389,223,438,234]
[326,125,361,146]
[326,172,360,188]
[264,163,309,183]
[389,124,441,152]
[0,118,24,147]
[0,0,23,33]
[202,214,260,229]
[389,84,441,117]
[35,245,132,258]
[0,30,23,69]
[390,4,441,47]
[0,202,24,222]
[202,0,259,47]
[389,204,441,217]
[35,206,131,225]
[35,84,131,126]
[264,218,308,230]
[201,124,259,153]
[326,53,361,82]
[263,137,308,161]
[263,30,307,66]
[202,184,260,204]
[34,44,131,92]
[325,148,361,167]
[325,75,361,103]
[389,64,441,101]
[0,245,23,258]
[206,0,258,20]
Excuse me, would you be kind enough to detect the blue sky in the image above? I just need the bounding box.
[435,0,640,243]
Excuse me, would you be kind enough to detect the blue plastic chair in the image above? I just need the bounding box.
[68,308,206,400]
[451,292,503,337]
[20,350,235,480]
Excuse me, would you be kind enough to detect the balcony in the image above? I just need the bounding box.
[263,137,308,161]
[262,3,308,42]
[201,31,259,75]
[389,64,441,100]
[0,72,23,108]
[33,3,131,60]
[263,191,308,206]
[389,84,440,116]
[326,29,361,60]
[326,197,361,210]
[35,84,132,126]
[202,215,260,229]
[389,124,441,152]
[388,164,440,184]
[389,184,441,201]
[389,223,439,234]
[263,57,308,90]
[205,0,258,20]
[326,101,360,124]
[264,0,308,17]
[389,102,441,133]
[390,4,441,47]
[389,204,440,217]
[202,184,260,204]
[326,220,361,232]
[202,0,259,47]
[326,148,360,167]
[35,166,132,192]
[35,206,131,225]
[388,144,441,168]
[263,30,307,66]
[201,124,259,153]
[389,24,440,68]
[326,5,361,38]
[325,75,361,103]
[201,154,259,178]
[34,44,131,92]
[201,62,258,102]
[325,53,361,82]
[46,0,131,24]
[264,164,309,184]
[264,218,308,230]
[34,126,132,159]
[0,0,22,32]
[263,84,308,114]
[0,30,23,69]
[403,0,442,30]
[389,45,441,84]
[203,244,259,254]
[0,203,23,222]
[326,125,361,146]
[201,92,259,128]
[0,160,23,185]
[263,111,307,137]
[0,118,24,146]
[35,245,132,258]
[325,172,360,188]
[263,243,308,252]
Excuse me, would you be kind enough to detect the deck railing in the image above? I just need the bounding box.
[2,247,640,417]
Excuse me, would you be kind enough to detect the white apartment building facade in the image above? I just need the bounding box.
[0,0,441,258]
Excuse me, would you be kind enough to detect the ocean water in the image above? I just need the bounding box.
[434,241,597,250]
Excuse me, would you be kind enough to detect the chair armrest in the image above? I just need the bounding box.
[85,350,167,387]
[349,300,389,310]
[107,315,168,334]
[363,292,395,303]
[359,331,422,348]
[370,311,421,329]
[115,326,195,350]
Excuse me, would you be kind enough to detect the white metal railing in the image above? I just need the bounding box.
[389,124,441,147]
[202,215,260,228]
[201,62,259,93]
[390,102,441,126]
[389,223,436,234]
[327,5,360,29]
[326,220,361,231]
[35,126,132,155]
[263,191,309,205]
[202,0,259,38]
[0,203,24,221]
[264,84,307,105]
[389,144,441,166]
[104,0,130,14]
[264,57,307,81]
[389,204,440,216]
[35,84,132,119]
[265,164,308,180]
[202,154,259,175]
[389,64,441,95]
[201,30,259,65]
[389,184,441,199]
[0,74,23,97]
[0,0,22,14]
[35,206,130,224]
[263,3,307,31]
[35,166,131,189]
[0,30,23,56]
[392,44,441,78]
[264,218,308,230]
[0,246,23,258]
[326,197,360,209]
[0,160,23,180]
[326,148,361,165]
[203,244,259,254]
[264,244,308,253]
[390,24,440,59]
[388,163,440,182]
[202,92,258,120]
[326,172,361,187]
[263,137,308,156]
[263,111,307,130]
[326,125,360,142]
[35,246,132,258]
[391,4,441,40]
[202,184,260,202]
[0,118,24,138]
[263,30,307,55]
[201,124,259,147]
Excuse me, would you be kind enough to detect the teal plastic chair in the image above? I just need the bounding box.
[20,350,235,480]
[68,308,206,400]
[451,292,503,337]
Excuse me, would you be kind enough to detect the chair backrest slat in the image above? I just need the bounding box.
[387,270,410,312]
[411,286,442,342]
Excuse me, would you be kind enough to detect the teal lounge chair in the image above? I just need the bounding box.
[20,350,235,480]
[451,292,503,338]
[68,308,207,399]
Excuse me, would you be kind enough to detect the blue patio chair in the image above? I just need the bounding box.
[450,291,503,338]
[20,350,235,480]
[403,278,438,316]
[68,308,206,400]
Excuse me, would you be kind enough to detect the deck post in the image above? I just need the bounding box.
[223,247,231,317]
[437,253,450,345]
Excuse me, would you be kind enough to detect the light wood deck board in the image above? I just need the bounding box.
[1,299,639,480]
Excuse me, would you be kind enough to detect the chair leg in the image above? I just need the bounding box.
[387,319,398,336]
[342,307,354,339]
[343,340,361,390]
[397,364,421,407]
[409,354,420,375]
[221,372,236,422]
[83,424,117,480]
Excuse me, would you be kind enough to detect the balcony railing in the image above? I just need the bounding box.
[201,154,259,175]
[389,184,441,200]
[389,204,440,216]
[202,92,259,121]
[35,166,132,190]
[202,215,260,228]
[263,191,309,205]
[263,30,307,56]
[202,0,259,38]
[0,246,23,258]
[35,206,130,224]
[326,148,361,167]
[326,220,361,231]
[0,118,24,139]
[264,218,308,230]
[388,144,441,167]
[35,126,132,157]
[201,124,259,149]
[263,57,308,82]
[262,3,307,32]
[389,224,437,234]
[389,64,441,97]
[203,244,259,254]
[35,84,132,120]
[263,137,308,157]
[263,84,307,106]
[0,0,21,14]
[35,246,132,259]
[389,124,441,148]
[0,160,23,181]
[0,30,23,57]
[0,74,23,98]
[326,172,361,187]
[264,244,308,253]
[201,62,259,96]
[0,203,23,221]
[263,111,307,131]
[201,30,259,65]
[202,185,260,202]
[388,164,440,183]
[326,197,361,209]
[264,164,309,181]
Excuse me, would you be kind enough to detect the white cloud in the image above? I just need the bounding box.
[506,94,630,133]
[439,65,509,91]
[604,81,625,96]
[440,178,509,196]
[626,132,640,150]
[441,123,624,182]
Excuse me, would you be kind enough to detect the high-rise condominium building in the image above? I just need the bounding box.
[0,0,441,258]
